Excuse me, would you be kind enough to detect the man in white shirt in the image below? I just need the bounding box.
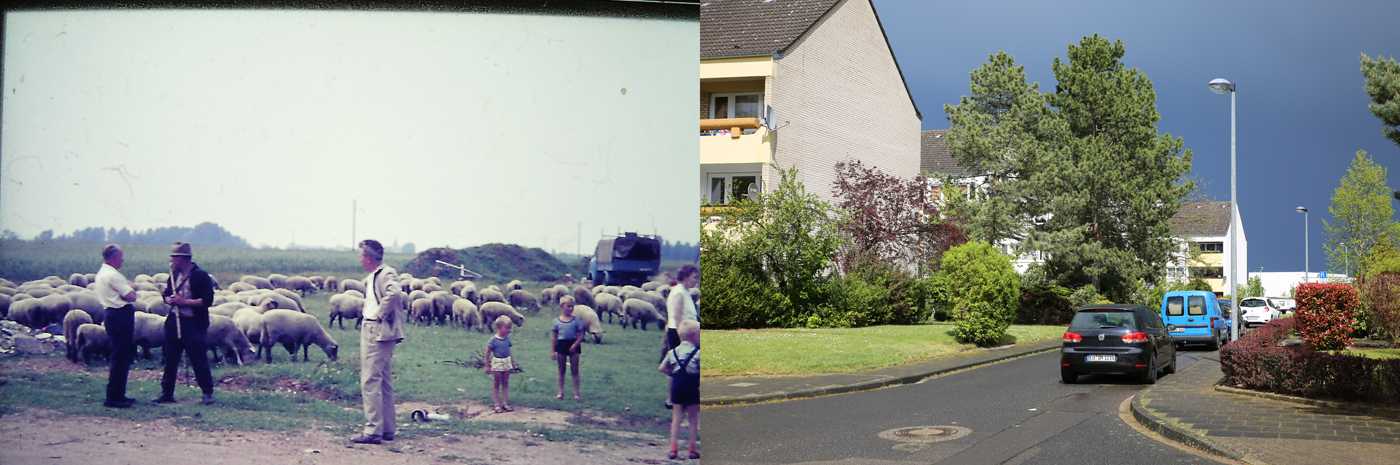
[352,239,404,445]
[96,244,138,408]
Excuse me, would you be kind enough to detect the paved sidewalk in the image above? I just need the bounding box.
[700,338,1061,406]
[1132,353,1400,465]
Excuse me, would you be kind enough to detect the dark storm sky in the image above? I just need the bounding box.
[873,0,1400,274]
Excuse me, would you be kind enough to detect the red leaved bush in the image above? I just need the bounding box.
[1358,272,1400,341]
[831,160,967,274]
[1294,283,1358,351]
[1219,317,1400,403]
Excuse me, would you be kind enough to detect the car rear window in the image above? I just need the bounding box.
[1240,299,1266,308]
[1188,295,1206,316]
[1070,311,1139,330]
[1165,296,1184,316]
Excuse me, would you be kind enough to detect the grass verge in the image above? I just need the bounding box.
[703,323,1067,377]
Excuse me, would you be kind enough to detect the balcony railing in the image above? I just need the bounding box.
[700,118,762,137]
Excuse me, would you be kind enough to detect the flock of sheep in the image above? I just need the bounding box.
[0,270,701,370]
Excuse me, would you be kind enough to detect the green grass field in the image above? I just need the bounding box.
[703,323,1068,377]
[0,243,681,441]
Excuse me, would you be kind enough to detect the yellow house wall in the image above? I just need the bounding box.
[700,56,774,80]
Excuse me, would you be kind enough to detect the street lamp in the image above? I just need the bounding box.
[1209,78,1239,341]
[1296,206,1307,284]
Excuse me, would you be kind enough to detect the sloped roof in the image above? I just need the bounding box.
[1170,201,1231,236]
[700,0,840,58]
[920,130,966,174]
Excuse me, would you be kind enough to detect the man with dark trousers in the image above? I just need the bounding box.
[152,242,217,405]
[97,244,139,408]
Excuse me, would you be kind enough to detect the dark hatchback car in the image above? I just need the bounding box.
[1060,305,1177,384]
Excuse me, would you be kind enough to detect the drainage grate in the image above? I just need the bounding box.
[877,425,972,443]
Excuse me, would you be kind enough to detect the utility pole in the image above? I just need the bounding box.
[352,199,356,249]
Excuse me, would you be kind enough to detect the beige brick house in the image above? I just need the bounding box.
[699,0,922,211]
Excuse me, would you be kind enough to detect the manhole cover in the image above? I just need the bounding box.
[877,425,971,443]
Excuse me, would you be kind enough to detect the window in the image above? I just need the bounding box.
[710,93,764,119]
[708,175,758,204]
[1189,267,1223,279]
[1165,296,1184,316]
[1188,295,1206,316]
[1196,242,1223,254]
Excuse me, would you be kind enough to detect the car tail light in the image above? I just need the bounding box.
[1063,332,1082,343]
[1122,332,1149,343]
[1211,319,1216,329]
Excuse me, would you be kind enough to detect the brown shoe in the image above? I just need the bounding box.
[351,434,382,445]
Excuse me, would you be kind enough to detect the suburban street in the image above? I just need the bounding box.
[702,347,1228,464]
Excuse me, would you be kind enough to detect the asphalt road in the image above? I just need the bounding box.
[701,346,1229,464]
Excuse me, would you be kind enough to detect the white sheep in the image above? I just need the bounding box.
[132,312,167,359]
[272,288,307,312]
[325,276,339,293]
[308,276,325,290]
[268,273,289,290]
[479,288,506,306]
[68,273,89,288]
[571,286,595,309]
[76,323,110,364]
[573,304,606,344]
[429,290,457,325]
[340,278,367,294]
[451,299,481,332]
[232,307,266,358]
[328,293,365,330]
[240,275,274,290]
[210,301,250,319]
[623,299,663,331]
[260,309,339,363]
[227,281,257,293]
[285,276,316,296]
[63,309,93,362]
[479,301,524,327]
[507,289,539,313]
[592,292,624,325]
[506,280,523,292]
[206,314,257,366]
[410,298,435,325]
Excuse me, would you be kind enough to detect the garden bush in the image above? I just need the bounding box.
[940,241,1019,346]
[1357,272,1400,341]
[1294,283,1359,351]
[1017,285,1074,325]
[1220,318,1400,403]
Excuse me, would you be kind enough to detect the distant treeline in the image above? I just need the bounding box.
[6,222,251,249]
[660,239,700,262]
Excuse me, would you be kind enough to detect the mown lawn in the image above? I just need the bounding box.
[703,323,1067,377]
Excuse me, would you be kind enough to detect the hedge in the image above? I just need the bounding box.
[1219,318,1400,403]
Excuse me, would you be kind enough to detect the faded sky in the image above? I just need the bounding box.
[2,9,698,252]
[875,0,1400,274]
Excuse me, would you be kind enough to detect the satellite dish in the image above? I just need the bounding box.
[745,183,760,202]
[763,105,774,130]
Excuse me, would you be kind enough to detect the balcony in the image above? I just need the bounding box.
[700,118,772,165]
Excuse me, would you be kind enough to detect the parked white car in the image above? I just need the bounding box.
[1268,297,1296,315]
[1239,297,1281,327]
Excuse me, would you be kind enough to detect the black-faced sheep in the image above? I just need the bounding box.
[285,276,316,296]
[76,323,110,364]
[623,299,663,330]
[328,293,365,330]
[479,301,524,327]
[64,309,93,362]
[573,304,606,344]
[507,289,539,314]
[206,314,257,366]
[260,309,338,363]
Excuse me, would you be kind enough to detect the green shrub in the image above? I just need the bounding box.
[1069,284,1104,309]
[1018,285,1074,325]
[697,246,790,330]
[941,241,1019,346]
[1185,277,1214,293]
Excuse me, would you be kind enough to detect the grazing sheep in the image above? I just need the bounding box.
[76,323,110,364]
[227,281,257,293]
[206,314,257,366]
[68,273,90,288]
[410,298,435,325]
[479,289,506,306]
[272,288,307,312]
[240,275,274,290]
[6,298,43,329]
[0,294,10,319]
[33,294,73,329]
[421,282,442,293]
[257,292,302,314]
[324,276,339,293]
[340,278,366,294]
[308,276,325,290]
[285,276,316,296]
[571,286,595,309]
[479,301,524,327]
[429,290,457,325]
[328,293,365,330]
[141,295,172,317]
[344,289,365,299]
[268,273,289,290]
[592,292,624,325]
[539,287,557,308]
[406,278,424,292]
[232,308,266,358]
[210,301,250,319]
[132,312,167,359]
[451,299,481,331]
[152,273,170,286]
[457,281,478,304]
[408,289,429,304]
[507,289,539,314]
[64,309,93,362]
[641,281,662,292]
[506,280,523,292]
[573,305,606,344]
[450,280,471,295]
[623,299,663,330]
[260,309,339,363]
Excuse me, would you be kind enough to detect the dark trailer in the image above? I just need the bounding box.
[589,232,662,286]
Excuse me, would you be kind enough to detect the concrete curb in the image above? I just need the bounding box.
[1129,393,1248,461]
[702,345,1059,406]
[1214,384,1400,421]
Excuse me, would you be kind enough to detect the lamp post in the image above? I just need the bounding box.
[1210,78,1239,341]
[1297,206,1308,284]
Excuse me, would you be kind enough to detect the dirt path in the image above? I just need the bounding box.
[1,407,679,464]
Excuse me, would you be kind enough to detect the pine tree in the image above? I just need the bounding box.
[940,52,1059,247]
[1361,53,1400,148]
[1027,35,1194,299]
[1323,150,1400,277]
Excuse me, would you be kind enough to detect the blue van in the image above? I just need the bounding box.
[1160,291,1229,350]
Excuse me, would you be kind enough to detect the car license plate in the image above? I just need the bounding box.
[1169,328,1184,333]
[1087,354,1116,362]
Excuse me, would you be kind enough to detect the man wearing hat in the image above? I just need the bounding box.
[352,239,404,445]
[153,241,217,405]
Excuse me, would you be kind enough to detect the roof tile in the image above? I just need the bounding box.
[700,0,840,57]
